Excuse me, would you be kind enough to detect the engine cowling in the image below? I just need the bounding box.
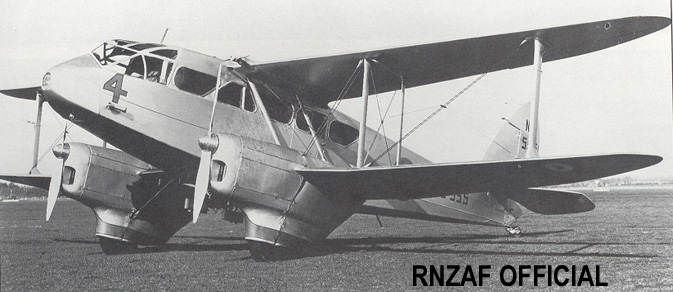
[208,134,364,248]
[59,143,191,248]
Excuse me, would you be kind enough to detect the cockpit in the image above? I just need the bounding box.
[92,40,177,85]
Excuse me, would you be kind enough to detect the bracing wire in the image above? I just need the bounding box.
[365,70,395,165]
[370,39,529,164]
[303,61,362,155]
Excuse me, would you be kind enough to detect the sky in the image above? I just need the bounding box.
[0,1,671,179]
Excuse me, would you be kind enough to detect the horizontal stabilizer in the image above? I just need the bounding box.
[501,188,594,215]
[296,154,661,201]
[0,174,52,190]
[0,87,40,100]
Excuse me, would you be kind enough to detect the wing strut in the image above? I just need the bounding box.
[296,98,329,162]
[526,37,543,158]
[248,81,285,147]
[30,92,45,174]
[395,77,405,165]
[356,59,371,168]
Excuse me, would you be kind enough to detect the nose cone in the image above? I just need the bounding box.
[42,54,101,119]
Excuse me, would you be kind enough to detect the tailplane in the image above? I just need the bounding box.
[484,103,596,215]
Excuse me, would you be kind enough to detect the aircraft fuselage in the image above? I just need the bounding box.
[39,40,526,247]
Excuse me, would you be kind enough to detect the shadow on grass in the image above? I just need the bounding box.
[138,242,249,253]
[53,238,99,244]
[130,235,248,254]
[66,229,657,260]
[322,229,657,259]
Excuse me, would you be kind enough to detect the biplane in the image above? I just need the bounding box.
[1,16,668,260]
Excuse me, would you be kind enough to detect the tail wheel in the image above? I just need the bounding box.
[99,237,138,255]
[505,226,522,237]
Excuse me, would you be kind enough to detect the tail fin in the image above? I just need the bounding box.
[483,103,594,216]
[484,102,539,160]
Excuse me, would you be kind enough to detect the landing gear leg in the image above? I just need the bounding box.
[506,226,522,237]
[99,237,138,255]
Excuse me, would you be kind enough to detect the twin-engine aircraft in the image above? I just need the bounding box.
[1,16,668,260]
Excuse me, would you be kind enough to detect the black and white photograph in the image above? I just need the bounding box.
[1,1,671,290]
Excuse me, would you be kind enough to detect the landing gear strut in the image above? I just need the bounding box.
[506,226,522,237]
[99,237,138,255]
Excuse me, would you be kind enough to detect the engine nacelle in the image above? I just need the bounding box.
[60,143,191,246]
[209,134,363,247]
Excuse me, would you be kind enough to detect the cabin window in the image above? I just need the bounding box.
[243,89,255,112]
[296,110,327,136]
[174,67,217,96]
[255,84,293,124]
[217,82,255,112]
[329,121,359,146]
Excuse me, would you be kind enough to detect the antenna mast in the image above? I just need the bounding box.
[160,28,169,44]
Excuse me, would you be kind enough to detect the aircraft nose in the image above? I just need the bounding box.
[41,54,101,120]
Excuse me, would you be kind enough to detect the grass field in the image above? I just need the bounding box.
[1,186,672,291]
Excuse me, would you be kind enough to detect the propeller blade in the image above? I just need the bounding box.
[47,126,69,221]
[192,149,212,223]
[191,61,222,223]
[46,166,62,221]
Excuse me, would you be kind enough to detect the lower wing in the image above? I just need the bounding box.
[0,174,52,190]
[295,154,661,200]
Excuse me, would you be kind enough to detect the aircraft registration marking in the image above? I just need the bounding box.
[449,194,469,205]
[103,74,128,103]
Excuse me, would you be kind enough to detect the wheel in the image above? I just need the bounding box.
[247,240,285,262]
[99,237,138,255]
[505,226,522,237]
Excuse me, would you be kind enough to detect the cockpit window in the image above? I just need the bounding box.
[145,56,173,84]
[125,55,145,78]
[329,121,359,146]
[129,43,163,51]
[114,40,135,46]
[150,49,178,60]
[174,67,216,96]
[92,40,177,85]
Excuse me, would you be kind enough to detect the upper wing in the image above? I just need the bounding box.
[0,174,52,190]
[250,16,670,106]
[295,154,661,200]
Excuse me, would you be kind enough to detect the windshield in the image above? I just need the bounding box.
[92,40,177,85]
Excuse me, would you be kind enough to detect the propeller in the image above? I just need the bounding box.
[46,124,69,221]
[192,63,223,223]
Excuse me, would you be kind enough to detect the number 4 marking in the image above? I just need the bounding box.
[103,74,128,103]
